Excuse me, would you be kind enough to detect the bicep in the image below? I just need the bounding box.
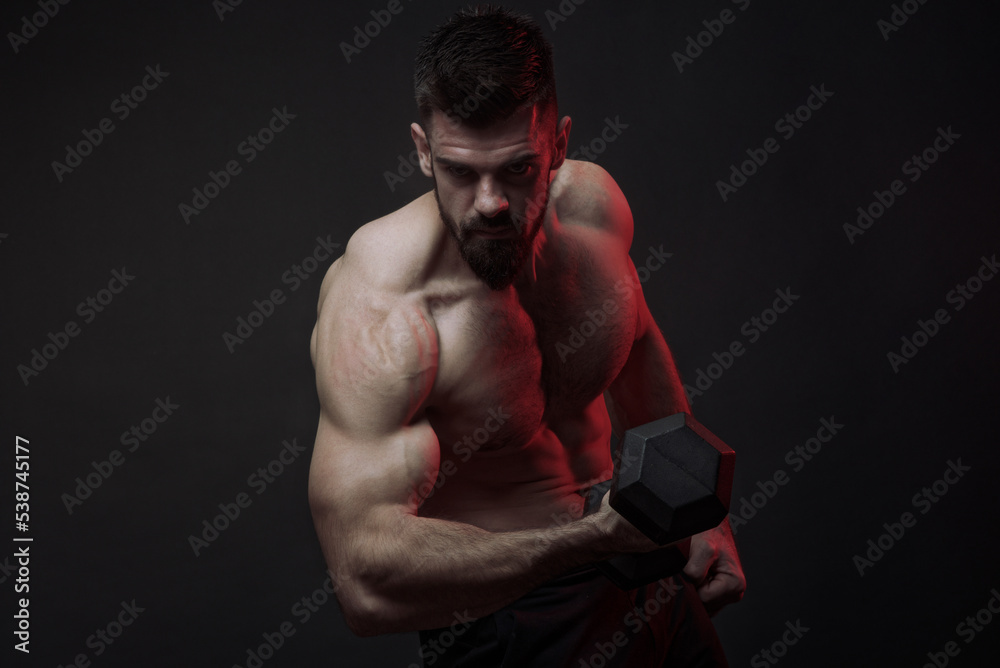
[308,413,440,545]
[308,287,441,558]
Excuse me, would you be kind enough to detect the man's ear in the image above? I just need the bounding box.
[549,115,572,172]
[410,122,434,178]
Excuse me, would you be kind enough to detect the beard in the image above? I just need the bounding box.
[435,185,548,291]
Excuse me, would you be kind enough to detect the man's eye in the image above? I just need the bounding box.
[448,166,470,177]
[508,163,530,175]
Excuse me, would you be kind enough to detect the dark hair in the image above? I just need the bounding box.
[414,5,556,130]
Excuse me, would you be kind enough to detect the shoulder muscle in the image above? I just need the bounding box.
[552,159,634,251]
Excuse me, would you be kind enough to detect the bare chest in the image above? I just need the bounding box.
[425,231,638,457]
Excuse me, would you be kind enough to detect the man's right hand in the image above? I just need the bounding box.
[593,489,663,555]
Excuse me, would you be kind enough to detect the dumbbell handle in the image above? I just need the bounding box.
[583,479,691,589]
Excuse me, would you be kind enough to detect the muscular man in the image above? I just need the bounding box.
[309,6,745,665]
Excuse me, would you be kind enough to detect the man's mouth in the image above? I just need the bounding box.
[473,227,515,239]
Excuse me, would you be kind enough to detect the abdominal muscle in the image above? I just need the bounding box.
[418,397,617,532]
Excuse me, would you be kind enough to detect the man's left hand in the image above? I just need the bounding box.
[682,517,746,616]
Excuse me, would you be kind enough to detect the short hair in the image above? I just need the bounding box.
[414,5,557,131]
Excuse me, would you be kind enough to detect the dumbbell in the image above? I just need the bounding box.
[583,412,735,590]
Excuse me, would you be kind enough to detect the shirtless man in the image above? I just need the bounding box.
[308,6,744,665]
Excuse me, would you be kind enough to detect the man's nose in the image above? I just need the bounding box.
[474,176,509,220]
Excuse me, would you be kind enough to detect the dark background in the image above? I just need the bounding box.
[3,0,998,666]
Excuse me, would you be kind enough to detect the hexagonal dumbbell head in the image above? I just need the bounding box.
[610,413,734,545]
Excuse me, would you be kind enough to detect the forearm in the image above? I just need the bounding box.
[330,508,613,634]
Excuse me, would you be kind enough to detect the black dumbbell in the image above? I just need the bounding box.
[584,412,735,590]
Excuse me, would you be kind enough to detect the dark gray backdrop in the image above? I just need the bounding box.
[3,0,998,666]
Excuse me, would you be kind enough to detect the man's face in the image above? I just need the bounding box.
[412,106,566,291]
